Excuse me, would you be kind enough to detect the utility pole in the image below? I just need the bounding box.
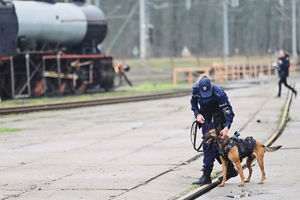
[279,2,284,49]
[94,0,100,7]
[140,0,146,67]
[292,0,298,61]
[223,0,229,62]
[186,0,191,11]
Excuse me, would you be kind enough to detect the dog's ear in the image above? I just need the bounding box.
[215,124,223,135]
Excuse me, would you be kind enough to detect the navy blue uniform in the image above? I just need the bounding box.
[278,57,290,78]
[190,83,235,169]
[277,56,297,97]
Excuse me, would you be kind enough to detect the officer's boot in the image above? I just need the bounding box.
[227,161,238,179]
[193,168,212,185]
[219,161,238,180]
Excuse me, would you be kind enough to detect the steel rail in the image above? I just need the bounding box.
[177,83,295,200]
[0,89,191,115]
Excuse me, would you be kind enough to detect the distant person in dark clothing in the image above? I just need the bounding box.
[276,50,297,97]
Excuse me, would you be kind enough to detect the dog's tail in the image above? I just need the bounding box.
[263,145,282,152]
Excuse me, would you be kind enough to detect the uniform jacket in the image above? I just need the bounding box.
[278,56,290,78]
[190,83,234,128]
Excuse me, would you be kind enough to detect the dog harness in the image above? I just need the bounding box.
[219,136,256,162]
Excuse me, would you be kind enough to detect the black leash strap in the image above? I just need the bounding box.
[190,120,203,152]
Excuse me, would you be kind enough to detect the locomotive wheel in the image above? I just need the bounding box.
[44,63,68,96]
[67,65,88,95]
[31,79,67,97]
[102,66,116,91]
[46,78,67,95]
[31,79,44,97]
[68,79,87,95]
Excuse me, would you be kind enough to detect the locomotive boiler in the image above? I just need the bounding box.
[0,0,115,98]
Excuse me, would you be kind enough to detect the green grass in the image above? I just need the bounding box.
[277,104,292,125]
[211,171,219,179]
[0,128,22,133]
[277,106,285,124]
[117,55,277,69]
[186,171,221,193]
[0,81,190,108]
[189,184,200,191]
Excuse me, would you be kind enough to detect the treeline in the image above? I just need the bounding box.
[99,0,299,59]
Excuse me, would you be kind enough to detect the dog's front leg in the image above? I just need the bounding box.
[233,160,245,186]
[228,147,245,187]
[219,156,227,187]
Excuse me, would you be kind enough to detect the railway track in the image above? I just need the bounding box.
[0,79,295,199]
[0,89,191,115]
[178,84,294,200]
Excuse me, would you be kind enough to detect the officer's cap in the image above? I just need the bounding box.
[199,78,212,98]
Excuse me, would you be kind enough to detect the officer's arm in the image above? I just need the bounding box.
[190,91,200,117]
[218,93,235,129]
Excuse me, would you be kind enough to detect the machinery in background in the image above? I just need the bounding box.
[0,0,115,98]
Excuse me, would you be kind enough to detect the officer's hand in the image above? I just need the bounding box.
[196,114,205,124]
[220,126,229,139]
[278,60,282,64]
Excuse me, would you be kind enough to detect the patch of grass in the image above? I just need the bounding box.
[285,116,291,122]
[187,171,221,192]
[0,80,190,108]
[0,128,22,133]
[282,116,292,130]
[211,171,219,179]
[134,81,189,92]
[118,56,276,69]
[189,184,200,191]
[277,104,292,125]
[277,106,285,124]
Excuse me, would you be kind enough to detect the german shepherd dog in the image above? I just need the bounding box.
[203,129,282,187]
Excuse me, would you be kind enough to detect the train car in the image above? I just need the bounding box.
[0,0,115,98]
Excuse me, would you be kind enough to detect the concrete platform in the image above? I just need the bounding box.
[0,73,298,200]
[196,75,300,200]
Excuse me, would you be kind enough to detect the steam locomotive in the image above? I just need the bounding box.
[0,0,115,98]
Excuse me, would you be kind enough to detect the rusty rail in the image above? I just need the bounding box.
[0,89,191,115]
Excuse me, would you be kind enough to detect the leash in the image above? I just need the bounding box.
[190,120,203,152]
[190,117,219,152]
[190,120,210,152]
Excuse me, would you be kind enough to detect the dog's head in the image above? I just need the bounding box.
[202,128,219,142]
[202,128,230,146]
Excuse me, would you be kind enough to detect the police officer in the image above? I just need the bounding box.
[190,77,238,185]
[277,50,297,97]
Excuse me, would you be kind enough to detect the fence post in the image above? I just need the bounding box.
[173,68,177,86]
